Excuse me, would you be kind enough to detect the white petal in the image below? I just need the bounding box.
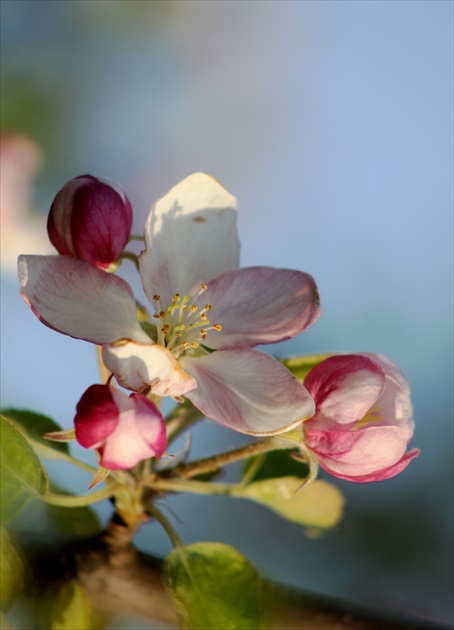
[18,255,149,344]
[102,341,197,396]
[180,349,315,435]
[139,173,240,306]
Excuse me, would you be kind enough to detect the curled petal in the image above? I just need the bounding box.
[102,341,197,396]
[139,173,240,306]
[100,390,166,470]
[326,448,420,483]
[202,266,321,350]
[306,425,412,479]
[304,355,385,424]
[180,349,315,435]
[18,255,149,345]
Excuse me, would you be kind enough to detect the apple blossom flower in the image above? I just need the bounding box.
[74,384,166,470]
[47,174,132,269]
[302,353,420,482]
[18,173,320,435]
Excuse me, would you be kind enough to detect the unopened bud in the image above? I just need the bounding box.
[47,174,133,269]
[74,384,167,470]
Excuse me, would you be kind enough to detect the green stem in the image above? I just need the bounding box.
[149,477,234,497]
[166,403,203,445]
[41,484,119,507]
[118,251,140,270]
[146,503,184,548]
[173,436,293,479]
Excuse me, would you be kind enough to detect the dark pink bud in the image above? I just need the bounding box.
[47,175,133,269]
[74,384,166,470]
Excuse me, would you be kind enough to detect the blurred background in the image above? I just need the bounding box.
[1,1,452,627]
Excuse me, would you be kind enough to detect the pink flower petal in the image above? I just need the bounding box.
[304,354,386,424]
[18,255,149,345]
[130,393,167,458]
[180,349,315,435]
[322,448,420,483]
[74,384,119,448]
[139,173,240,307]
[201,266,321,350]
[99,393,159,470]
[306,424,411,478]
[102,341,197,396]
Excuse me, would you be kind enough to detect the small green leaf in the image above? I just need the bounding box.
[0,415,48,523]
[235,477,344,529]
[49,581,92,629]
[282,353,334,381]
[164,542,263,629]
[243,449,309,484]
[1,409,69,460]
[0,527,25,610]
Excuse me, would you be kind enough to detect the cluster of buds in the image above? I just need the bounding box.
[28,173,419,479]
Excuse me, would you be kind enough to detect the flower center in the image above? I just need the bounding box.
[151,284,222,359]
[353,406,382,430]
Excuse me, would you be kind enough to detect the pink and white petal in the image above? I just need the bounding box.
[201,266,321,350]
[361,353,414,437]
[102,341,197,396]
[99,405,157,470]
[304,355,385,424]
[326,448,420,483]
[180,349,315,435]
[130,393,167,457]
[306,424,410,478]
[74,384,119,449]
[139,173,240,306]
[18,255,149,345]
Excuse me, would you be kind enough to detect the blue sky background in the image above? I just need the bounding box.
[1,1,453,626]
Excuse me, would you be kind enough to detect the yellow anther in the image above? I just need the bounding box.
[190,305,197,312]
[173,294,181,302]
[204,304,212,311]
[153,312,161,319]
[159,311,165,317]
[153,294,160,301]
[200,284,207,291]
[191,342,199,349]
[200,313,208,321]
[162,325,170,334]
[183,342,189,349]
[213,324,222,331]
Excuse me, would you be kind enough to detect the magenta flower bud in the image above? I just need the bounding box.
[47,174,132,269]
[303,353,420,483]
[74,384,166,470]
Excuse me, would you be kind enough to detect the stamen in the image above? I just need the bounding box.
[200,313,208,321]
[183,342,189,349]
[190,305,197,313]
[153,294,160,301]
[213,324,222,331]
[191,342,199,349]
[153,312,161,319]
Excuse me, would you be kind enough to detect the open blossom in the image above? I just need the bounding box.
[47,174,132,269]
[18,173,320,435]
[302,353,420,482]
[74,384,166,470]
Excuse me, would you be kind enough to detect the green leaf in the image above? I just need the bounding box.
[234,477,344,529]
[49,581,92,629]
[0,415,48,524]
[164,542,264,629]
[1,409,69,460]
[282,352,334,381]
[243,449,309,484]
[0,527,25,610]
